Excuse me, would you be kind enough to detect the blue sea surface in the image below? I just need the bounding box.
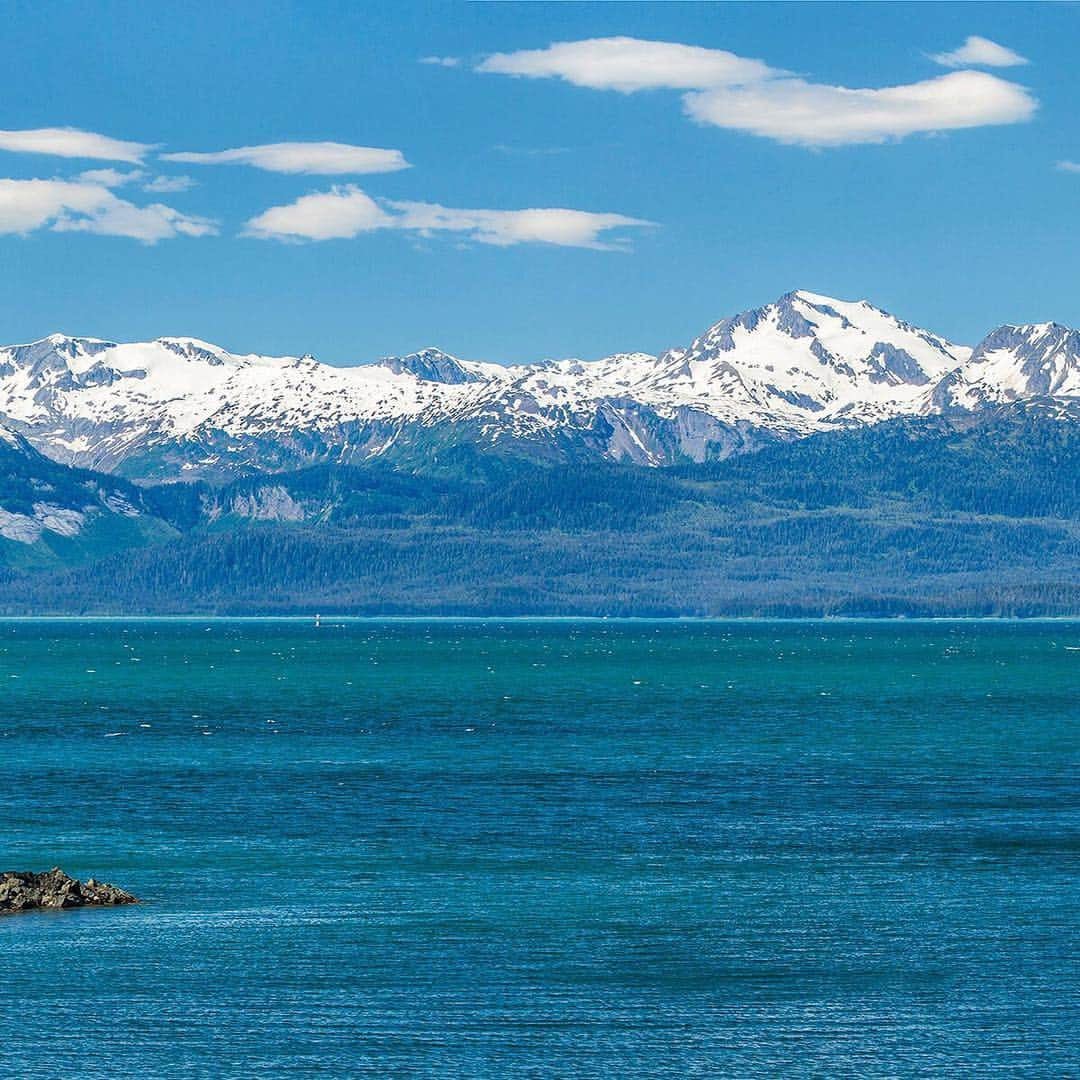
[1,620,1077,1077]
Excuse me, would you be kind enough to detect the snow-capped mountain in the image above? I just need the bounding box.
[582,289,970,433]
[0,291,1075,482]
[0,335,494,478]
[376,347,502,384]
[390,291,976,466]
[926,322,1080,412]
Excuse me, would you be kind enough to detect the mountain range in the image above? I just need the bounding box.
[2,289,1078,482]
[1,289,1077,616]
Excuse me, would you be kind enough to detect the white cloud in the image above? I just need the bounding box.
[0,127,150,163]
[931,36,1028,68]
[477,36,775,92]
[0,177,216,241]
[477,35,1037,147]
[420,56,460,67]
[1056,161,1080,174]
[245,186,390,240]
[161,141,410,175]
[142,174,196,193]
[244,184,654,249]
[684,70,1036,146]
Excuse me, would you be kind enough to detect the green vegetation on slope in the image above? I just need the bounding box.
[0,403,1077,616]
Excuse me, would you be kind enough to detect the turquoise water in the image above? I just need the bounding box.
[1,620,1077,1077]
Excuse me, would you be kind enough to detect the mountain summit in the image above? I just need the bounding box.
[619,289,971,429]
[929,322,1080,412]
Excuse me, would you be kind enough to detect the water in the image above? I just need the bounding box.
[1,620,1077,1077]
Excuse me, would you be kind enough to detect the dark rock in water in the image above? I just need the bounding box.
[0,868,138,914]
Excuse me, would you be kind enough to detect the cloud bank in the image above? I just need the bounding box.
[244,184,653,249]
[162,141,409,175]
[476,36,1037,147]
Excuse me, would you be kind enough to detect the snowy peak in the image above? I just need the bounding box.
[627,290,971,431]
[930,322,1080,411]
[687,290,966,378]
[377,347,489,384]
[971,323,1080,392]
[154,337,232,366]
[0,334,303,438]
[0,335,116,383]
[0,334,287,389]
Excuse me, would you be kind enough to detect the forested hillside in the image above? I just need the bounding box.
[1,403,1077,616]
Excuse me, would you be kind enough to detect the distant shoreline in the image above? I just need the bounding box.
[2,614,1079,624]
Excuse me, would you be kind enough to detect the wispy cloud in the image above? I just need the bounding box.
[142,174,196,193]
[387,201,653,249]
[76,168,197,195]
[0,177,215,241]
[0,127,151,163]
[244,184,654,249]
[477,36,1037,147]
[493,144,571,157]
[161,141,409,175]
[1056,161,1080,174]
[76,168,145,187]
[931,36,1028,68]
[420,56,460,68]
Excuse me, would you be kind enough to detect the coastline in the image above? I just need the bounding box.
[2,614,1080,624]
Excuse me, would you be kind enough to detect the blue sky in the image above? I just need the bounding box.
[2,1,1077,364]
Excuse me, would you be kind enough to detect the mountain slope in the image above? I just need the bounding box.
[2,401,1077,616]
[0,422,176,568]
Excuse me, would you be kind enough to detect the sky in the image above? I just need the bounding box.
[2,1,1077,365]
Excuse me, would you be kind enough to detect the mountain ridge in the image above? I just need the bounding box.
[1,290,1077,482]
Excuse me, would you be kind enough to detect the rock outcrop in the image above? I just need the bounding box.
[0,868,138,913]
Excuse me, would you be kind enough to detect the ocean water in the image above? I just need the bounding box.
[1,619,1077,1077]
